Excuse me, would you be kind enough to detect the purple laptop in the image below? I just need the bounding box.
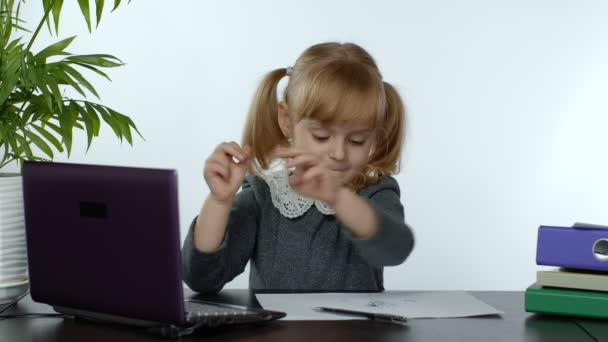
[22,161,284,337]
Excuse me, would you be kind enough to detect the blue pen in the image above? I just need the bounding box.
[314,307,408,323]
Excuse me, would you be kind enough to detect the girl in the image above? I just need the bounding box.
[182,42,414,292]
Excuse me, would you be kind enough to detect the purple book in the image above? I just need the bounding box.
[536,224,608,271]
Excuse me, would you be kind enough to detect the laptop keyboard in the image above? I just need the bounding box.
[184,301,258,325]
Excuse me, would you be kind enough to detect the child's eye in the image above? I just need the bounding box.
[312,135,330,142]
[350,139,366,146]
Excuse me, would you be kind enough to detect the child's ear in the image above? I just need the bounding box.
[278,101,292,139]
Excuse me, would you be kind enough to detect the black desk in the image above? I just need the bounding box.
[0,290,601,342]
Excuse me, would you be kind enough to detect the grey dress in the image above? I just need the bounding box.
[181,173,415,293]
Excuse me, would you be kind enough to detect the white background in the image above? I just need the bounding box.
[12,1,608,290]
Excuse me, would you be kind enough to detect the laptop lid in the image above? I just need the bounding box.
[22,161,186,325]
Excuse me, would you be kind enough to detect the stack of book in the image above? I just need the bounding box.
[525,223,608,319]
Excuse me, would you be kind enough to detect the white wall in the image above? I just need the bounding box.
[15,0,608,290]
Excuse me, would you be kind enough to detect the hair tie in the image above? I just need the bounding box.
[286,66,293,76]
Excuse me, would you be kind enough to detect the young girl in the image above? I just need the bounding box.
[182,42,414,292]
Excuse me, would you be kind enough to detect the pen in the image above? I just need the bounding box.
[314,307,408,323]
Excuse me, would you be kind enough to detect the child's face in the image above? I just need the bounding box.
[291,119,374,185]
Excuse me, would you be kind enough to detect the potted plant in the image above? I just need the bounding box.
[0,0,141,302]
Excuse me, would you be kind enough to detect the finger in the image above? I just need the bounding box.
[243,145,253,162]
[272,146,308,159]
[286,154,320,169]
[228,141,245,157]
[212,146,246,168]
[207,151,231,168]
[289,172,320,190]
[242,145,253,159]
[218,142,248,162]
[229,165,249,189]
[206,161,230,180]
[288,172,303,187]
[226,141,248,164]
[229,155,252,175]
[300,164,325,183]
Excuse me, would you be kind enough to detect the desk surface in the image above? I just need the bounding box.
[0,290,601,342]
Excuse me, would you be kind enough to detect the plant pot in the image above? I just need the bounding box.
[0,173,29,303]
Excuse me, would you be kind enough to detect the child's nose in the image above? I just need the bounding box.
[329,140,345,160]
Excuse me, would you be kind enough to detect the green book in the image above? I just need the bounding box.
[525,283,608,319]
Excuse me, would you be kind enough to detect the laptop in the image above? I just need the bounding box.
[22,160,285,337]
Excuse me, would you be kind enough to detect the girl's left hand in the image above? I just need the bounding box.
[273,147,341,206]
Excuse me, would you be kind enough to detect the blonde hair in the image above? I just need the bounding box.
[242,42,405,189]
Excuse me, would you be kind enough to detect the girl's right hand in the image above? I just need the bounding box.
[204,142,252,203]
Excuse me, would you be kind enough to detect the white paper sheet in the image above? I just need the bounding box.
[255,291,503,320]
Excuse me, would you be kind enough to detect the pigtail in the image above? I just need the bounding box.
[242,68,289,174]
[378,81,405,173]
[355,81,405,188]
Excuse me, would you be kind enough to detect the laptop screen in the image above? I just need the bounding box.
[22,161,186,325]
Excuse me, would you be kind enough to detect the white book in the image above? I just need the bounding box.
[537,268,608,292]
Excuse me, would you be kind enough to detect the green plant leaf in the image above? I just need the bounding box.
[112,0,122,12]
[106,107,132,144]
[56,107,75,156]
[0,124,8,144]
[77,0,92,33]
[66,103,85,132]
[29,94,52,122]
[0,38,22,106]
[48,63,86,97]
[71,62,111,81]
[112,107,143,141]
[0,61,20,106]
[2,46,22,77]
[1,9,31,34]
[42,0,52,34]
[0,125,9,165]
[78,107,95,148]
[1,11,13,47]
[58,63,99,98]
[20,103,37,125]
[0,141,8,164]
[37,82,55,115]
[31,123,63,152]
[12,1,30,33]
[14,133,33,160]
[5,37,22,51]
[65,54,123,68]
[34,36,75,62]
[74,102,95,150]
[93,104,121,140]
[95,0,104,28]
[24,129,53,158]
[51,0,64,36]
[0,129,20,161]
[83,101,101,135]
[0,99,15,116]
[43,74,63,111]
[43,120,62,136]
[11,23,30,32]
[0,82,20,107]
[20,50,38,87]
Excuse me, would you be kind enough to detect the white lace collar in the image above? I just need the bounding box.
[261,169,336,218]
